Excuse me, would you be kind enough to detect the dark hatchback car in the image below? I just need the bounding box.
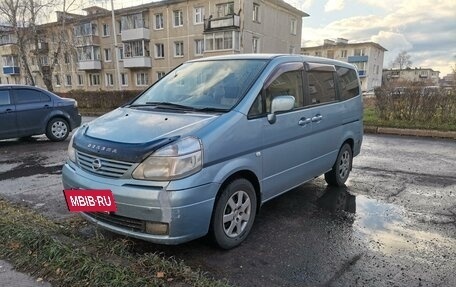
[0,85,81,141]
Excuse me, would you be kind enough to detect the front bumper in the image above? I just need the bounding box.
[62,162,219,244]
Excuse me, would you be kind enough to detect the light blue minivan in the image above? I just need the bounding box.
[62,54,363,249]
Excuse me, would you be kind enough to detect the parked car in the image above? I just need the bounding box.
[0,85,81,141]
[62,54,363,249]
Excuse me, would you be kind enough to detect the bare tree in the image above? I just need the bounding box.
[392,50,412,70]
[0,0,82,91]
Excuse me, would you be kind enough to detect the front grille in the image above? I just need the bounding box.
[76,151,134,178]
[85,212,145,232]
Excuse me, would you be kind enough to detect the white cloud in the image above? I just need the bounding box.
[324,0,345,12]
[287,0,314,11]
[301,0,456,75]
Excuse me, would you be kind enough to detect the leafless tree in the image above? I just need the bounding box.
[0,0,82,91]
[392,50,412,70]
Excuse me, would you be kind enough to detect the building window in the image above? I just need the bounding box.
[174,41,184,57]
[121,13,147,30]
[77,74,84,85]
[327,50,334,59]
[315,51,322,56]
[354,48,365,56]
[124,40,149,58]
[105,73,114,86]
[216,2,234,17]
[204,31,239,51]
[195,39,204,55]
[157,72,166,80]
[117,20,122,33]
[353,62,366,71]
[104,48,112,62]
[253,3,260,22]
[155,13,164,29]
[136,72,148,86]
[289,46,296,54]
[173,10,183,27]
[252,37,259,53]
[77,46,100,61]
[39,55,49,66]
[290,18,297,35]
[341,50,347,58]
[102,23,110,36]
[155,43,165,58]
[65,75,72,86]
[118,47,124,60]
[194,7,204,25]
[64,52,71,64]
[54,75,61,86]
[74,22,97,36]
[121,73,128,86]
[89,74,100,86]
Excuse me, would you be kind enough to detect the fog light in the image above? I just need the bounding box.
[145,222,169,235]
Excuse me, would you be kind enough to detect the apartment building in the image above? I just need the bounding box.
[301,38,387,92]
[0,0,306,92]
[382,68,440,86]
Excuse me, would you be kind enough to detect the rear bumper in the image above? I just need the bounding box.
[70,113,82,130]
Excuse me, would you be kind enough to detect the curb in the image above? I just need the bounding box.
[364,126,456,140]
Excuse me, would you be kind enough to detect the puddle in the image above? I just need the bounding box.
[317,186,456,256]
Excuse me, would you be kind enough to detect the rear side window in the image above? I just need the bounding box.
[0,90,11,105]
[337,67,359,100]
[306,70,336,105]
[14,89,51,104]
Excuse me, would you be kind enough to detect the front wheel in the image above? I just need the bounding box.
[46,118,70,142]
[211,178,257,249]
[325,143,353,187]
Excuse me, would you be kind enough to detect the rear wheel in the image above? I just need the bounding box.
[211,178,257,249]
[325,143,353,186]
[46,118,69,142]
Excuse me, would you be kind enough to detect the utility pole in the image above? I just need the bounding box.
[110,0,122,91]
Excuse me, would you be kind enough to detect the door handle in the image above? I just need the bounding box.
[44,104,50,109]
[5,108,13,113]
[311,115,323,122]
[298,117,311,126]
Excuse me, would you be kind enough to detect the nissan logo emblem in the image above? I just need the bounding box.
[92,159,102,171]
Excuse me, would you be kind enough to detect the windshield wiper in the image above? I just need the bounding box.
[128,102,193,110]
[193,107,229,112]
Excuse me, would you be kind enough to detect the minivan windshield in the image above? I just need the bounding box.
[131,59,268,111]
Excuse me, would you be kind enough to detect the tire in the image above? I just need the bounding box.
[211,178,257,249]
[325,143,353,187]
[45,118,70,142]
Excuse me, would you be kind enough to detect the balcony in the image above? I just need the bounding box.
[121,28,150,41]
[348,55,368,63]
[123,57,151,68]
[78,60,102,70]
[74,35,100,47]
[419,74,428,78]
[3,66,20,75]
[204,14,240,32]
[358,70,366,77]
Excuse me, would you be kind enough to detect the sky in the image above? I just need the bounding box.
[286,0,456,76]
[78,0,455,76]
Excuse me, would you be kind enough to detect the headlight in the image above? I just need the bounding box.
[68,133,76,163]
[132,137,203,181]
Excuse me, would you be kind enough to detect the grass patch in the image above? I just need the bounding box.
[364,107,456,132]
[0,199,231,287]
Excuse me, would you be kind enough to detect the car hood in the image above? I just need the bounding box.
[73,107,218,162]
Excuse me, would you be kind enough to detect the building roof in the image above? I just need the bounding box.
[383,67,440,73]
[302,41,387,51]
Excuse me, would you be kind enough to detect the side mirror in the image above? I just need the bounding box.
[267,95,295,124]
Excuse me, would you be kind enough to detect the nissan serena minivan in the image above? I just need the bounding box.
[62,54,363,249]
